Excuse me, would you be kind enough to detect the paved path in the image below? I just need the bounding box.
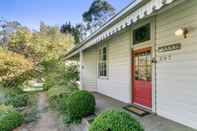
[15,92,64,131]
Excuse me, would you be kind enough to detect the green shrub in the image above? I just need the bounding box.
[64,62,79,81]
[0,105,23,131]
[23,105,39,123]
[89,109,144,131]
[47,81,79,109]
[64,91,95,123]
[47,85,78,111]
[5,93,29,108]
[5,88,24,95]
[22,93,39,123]
[42,59,79,91]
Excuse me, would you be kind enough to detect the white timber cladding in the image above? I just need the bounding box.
[82,47,97,92]
[156,0,197,129]
[97,31,131,103]
[79,51,84,90]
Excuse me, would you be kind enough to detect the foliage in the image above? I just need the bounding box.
[44,59,79,111]
[60,0,116,41]
[0,88,22,105]
[0,48,33,80]
[42,59,66,90]
[82,0,115,32]
[0,18,21,46]
[22,93,39,123]
[7,22,74,63]
[45,59,80,125]
[5,93,29,108]
[64,91,95,124]
[0,21,75,88]
[0,105,23,131]
[89,109,144,131]
[60,22,81,44]
[0,48,34,87]
[32,23,75,61]
[0,87,31,108]
[42,59,79,90]
[1,87,23,96]
[8,26,34,57]
[47,85,78,111]
[65,62,79,82]
[23,105,39,123]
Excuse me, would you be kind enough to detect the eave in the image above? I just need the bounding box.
[65,0,183,60]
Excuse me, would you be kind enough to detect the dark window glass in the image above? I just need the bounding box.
[98,47,107,77]
[133,24,150,44]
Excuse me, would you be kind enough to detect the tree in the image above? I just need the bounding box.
[0,48,34,87]
[60,22,81,44]
[1,21,75,88]
[8,26,33,58]
[33,22,75,61]
[82,0,115,33]
[0,18,21,46]
[8,22,75,63]
[60,0,115,42]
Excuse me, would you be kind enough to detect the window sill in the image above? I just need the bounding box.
[98,76,109,80]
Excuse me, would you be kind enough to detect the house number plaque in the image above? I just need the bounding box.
[157,43,181,53]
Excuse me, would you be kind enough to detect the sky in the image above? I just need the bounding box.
[0,0,132,30]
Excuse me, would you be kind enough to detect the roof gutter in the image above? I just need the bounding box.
[65,0,147,59]
[65,0,180,60]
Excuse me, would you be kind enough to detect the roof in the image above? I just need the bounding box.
[65,0,179,59]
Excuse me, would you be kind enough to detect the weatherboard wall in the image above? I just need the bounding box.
[155,0,197,129]
[97,30,132,103]
[82,47,97,92]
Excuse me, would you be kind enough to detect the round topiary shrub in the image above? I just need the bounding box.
[0,105,24,131]
[64,90,96,123]
[89,109,144,131]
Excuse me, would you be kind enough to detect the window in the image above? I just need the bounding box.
[133,23,151,44]
[98,47,108,77]
[134,51,152,81]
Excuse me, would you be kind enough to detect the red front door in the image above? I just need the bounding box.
[133,48,152,109]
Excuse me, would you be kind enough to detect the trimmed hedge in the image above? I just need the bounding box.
[0,105,23,131]
[64,91,95,123]
[89,109,144,131]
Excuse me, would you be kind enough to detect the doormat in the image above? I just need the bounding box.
[123,105,149,117]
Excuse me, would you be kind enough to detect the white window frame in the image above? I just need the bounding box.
[98,45,108,79]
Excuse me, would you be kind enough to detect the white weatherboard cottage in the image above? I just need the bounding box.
[66,0,197,129]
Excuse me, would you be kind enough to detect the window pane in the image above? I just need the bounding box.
[103,54,107,61]
[133,23,151,44]
[103,63,107,76]
[103,47,106,54]
[103,47,107,61]
[98,47,108,77]
[103,70,107,76]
